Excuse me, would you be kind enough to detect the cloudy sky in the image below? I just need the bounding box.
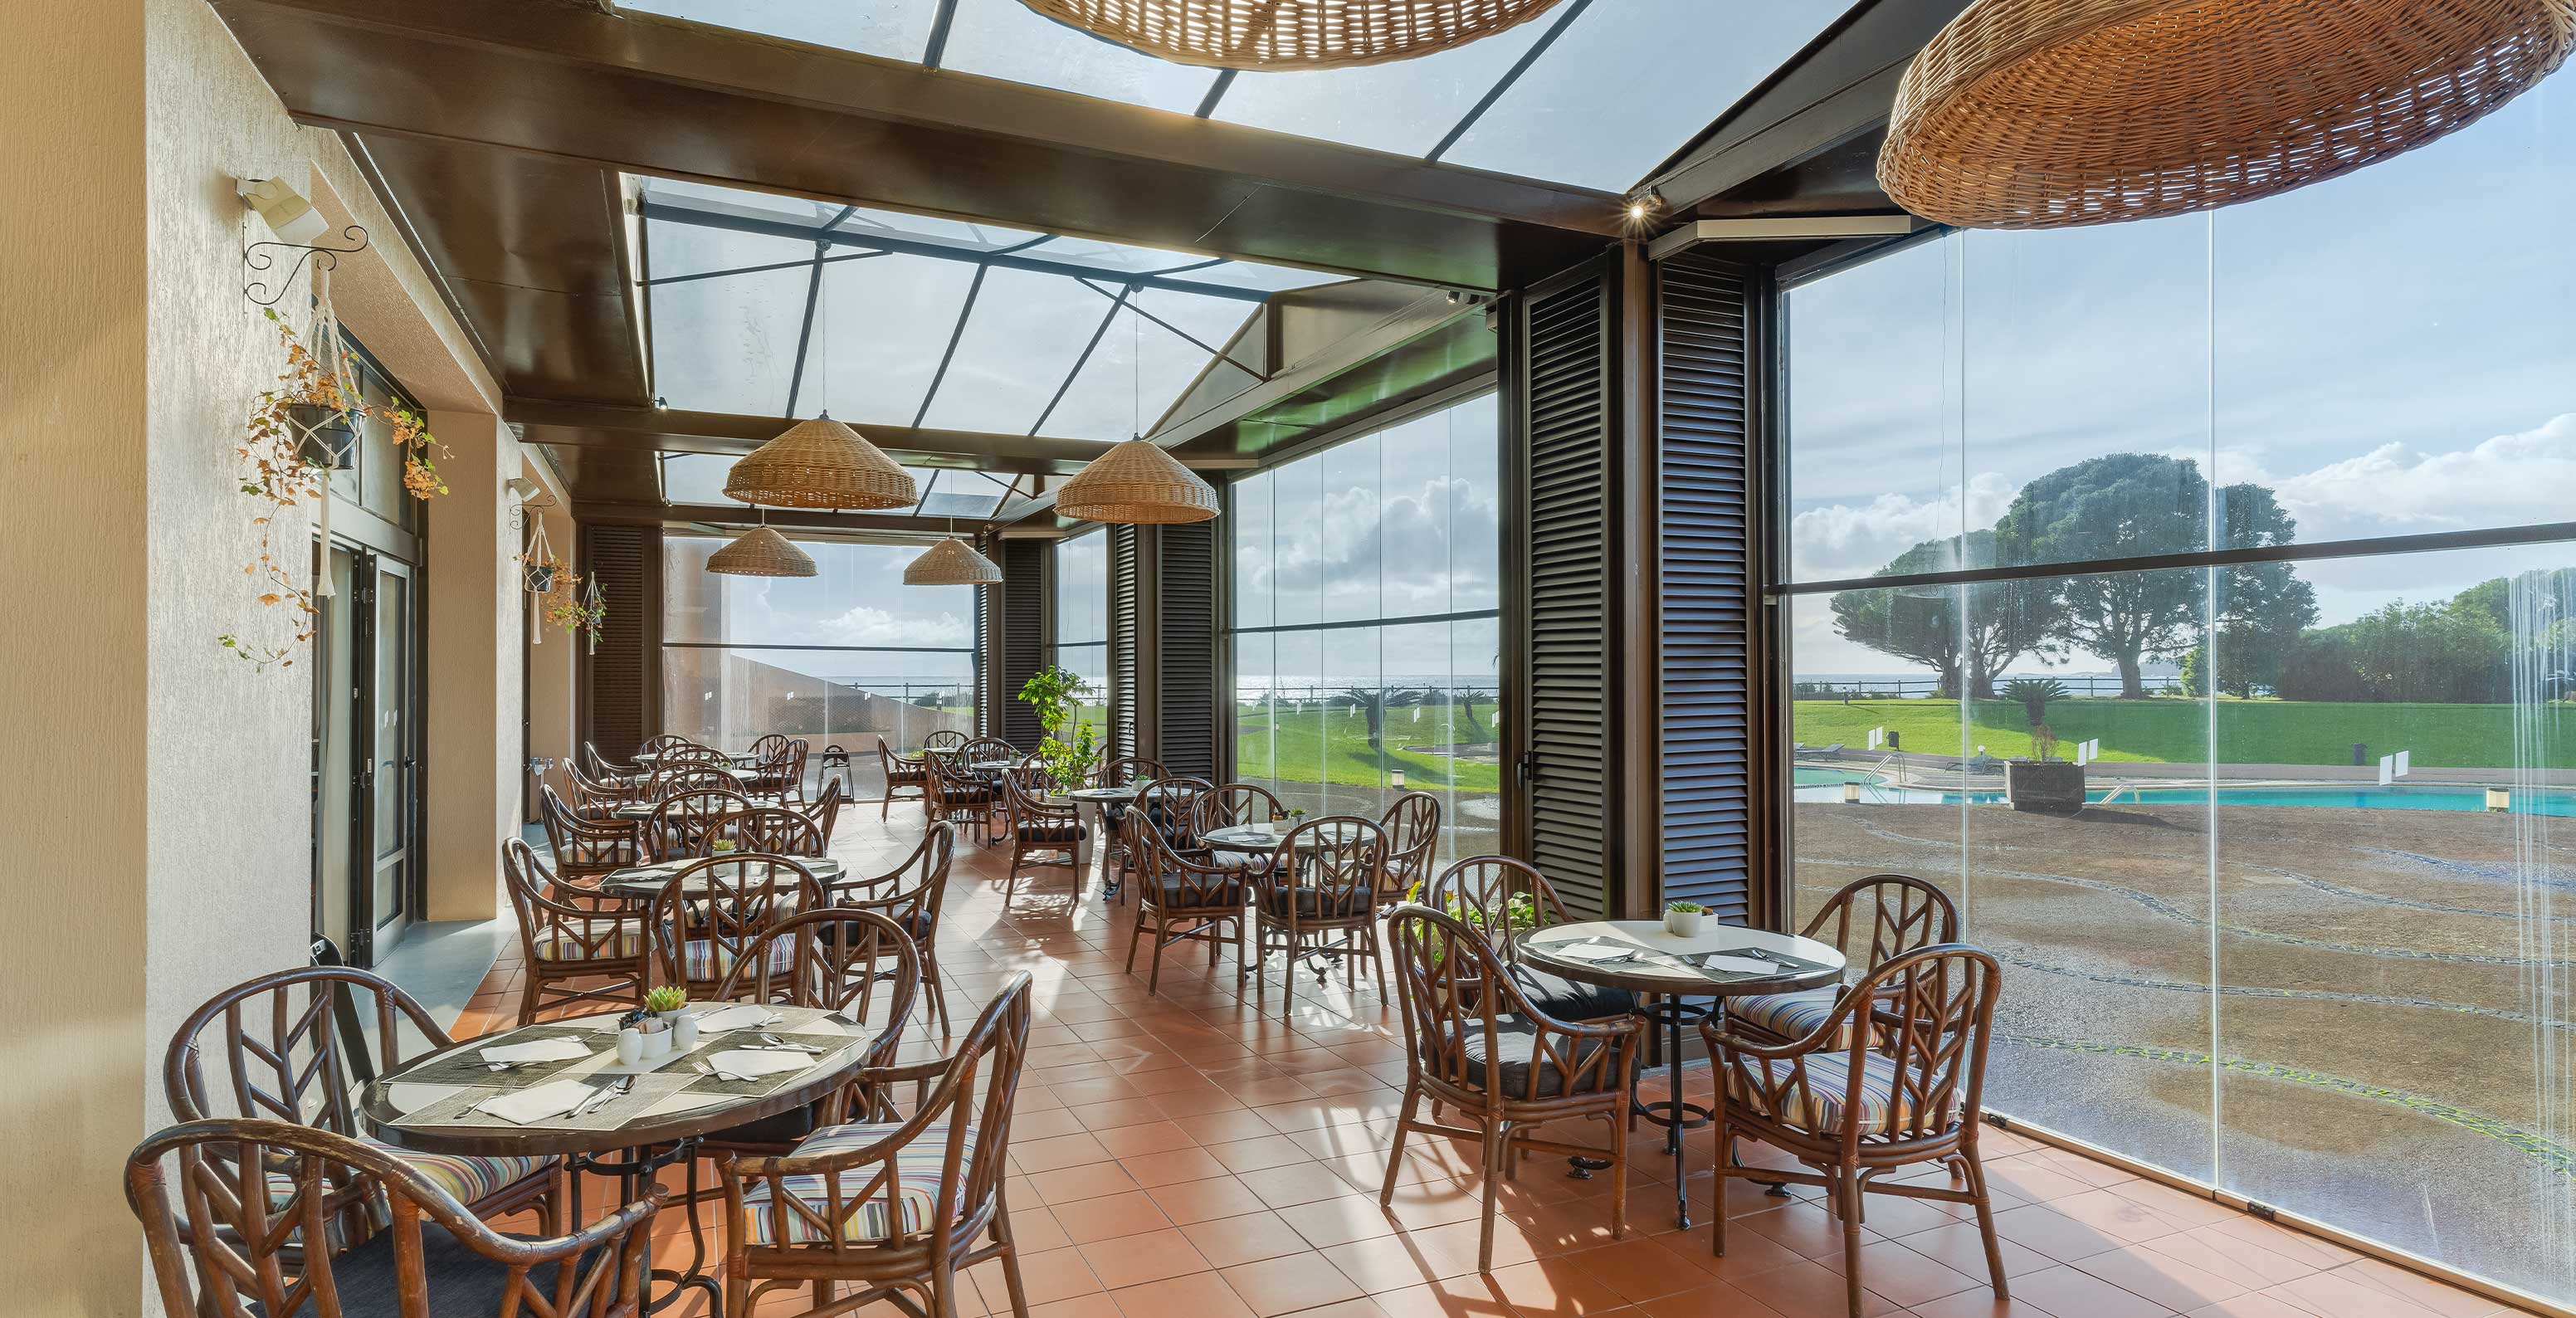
[1788,66,2576,676]
[669,539,978,687]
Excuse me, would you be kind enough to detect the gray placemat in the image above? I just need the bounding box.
[394,1027,609,1086]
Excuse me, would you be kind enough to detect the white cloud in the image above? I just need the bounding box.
[1788,472,2016,581]
[812,604,971,647]
[2263,412,2576,540]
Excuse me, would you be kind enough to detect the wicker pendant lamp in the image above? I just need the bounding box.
[705,525,817,578]
[1880,0,2576,229]
[1016,0,1569,69]
[904,535,1006,586]
[1056,440,1220,525]
[723,413,918,510]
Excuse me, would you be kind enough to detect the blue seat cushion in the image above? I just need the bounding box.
[1507,963,1640,1023]
[1259,885,1373,920]
[316,1223,564,1316]
[1454,1016,1623,1099]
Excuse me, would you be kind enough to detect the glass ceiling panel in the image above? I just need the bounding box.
[1211,18,1551,158]
[915,266,1107,434]
[1441,0,1851,191]
[619,0,938,60]
[800,252,980,427]
[661,452,745,505]
[940,0,1221,114]
[1043,295,1259,440]
[646,226,812,414]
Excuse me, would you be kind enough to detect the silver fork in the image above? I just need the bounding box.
[756,1032,823,1052]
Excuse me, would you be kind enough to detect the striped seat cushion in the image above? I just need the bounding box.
[740,1122,973,1246]
[1728,988,1839,1041]
[681,936,803,982]
[269,1141,552,1209]
[533,925,644,962]
[1725,1050,1956,1135]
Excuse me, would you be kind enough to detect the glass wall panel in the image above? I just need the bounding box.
[661,538,979,798]
[1053,530,1110,731]
[1779,61,2576,1306]
[1225,395,1500,860]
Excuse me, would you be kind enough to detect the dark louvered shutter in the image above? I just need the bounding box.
[973,579,990,738]
[1518,268,1615,920]
[1656,252,1754,923]
[1000,539,1048,748]
[1108,524,1142,761]
[1155,521,1217,779]
[579,523,659,759]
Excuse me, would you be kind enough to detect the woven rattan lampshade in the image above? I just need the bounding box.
[904,536,1006,586]
[705,525,817,578]
[1056,440,1220,525]
[1015,0,1568,69]
[723,414,918,510]
[1880,0,2576,229]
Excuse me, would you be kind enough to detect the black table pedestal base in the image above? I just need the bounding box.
[569,1137,720,1316]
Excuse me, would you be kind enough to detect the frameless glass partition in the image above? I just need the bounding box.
[1052,529,1110,740]
[662,537,978,798]
[1778,65,2576,1306]
[1228,393,1502,865]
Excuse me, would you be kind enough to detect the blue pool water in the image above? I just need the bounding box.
[1791,774,2574,815]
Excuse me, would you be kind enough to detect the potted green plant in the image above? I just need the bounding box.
[2000,678,2086,814]
[1017,664,1103,791]
[1664,901,1706,938]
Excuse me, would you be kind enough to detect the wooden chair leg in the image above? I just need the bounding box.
[1708,1115,1728,1257]
[1379,1085,1420,1206]
[518,977,539,1026]
[1477,1119,1506,1272]
[990,1203,1033,1318]
[1147,913,1169,995]
[1840,1169,1866,1318]
[1608,1108,1630,1241]
[1959,1141,2010,1300]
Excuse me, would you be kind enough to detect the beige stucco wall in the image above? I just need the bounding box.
[525,480,580,793]
[1,2,518,1311]
[424,411,524,921]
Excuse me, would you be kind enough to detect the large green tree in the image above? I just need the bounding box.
[1829,530,2060,698]
[1992,453,2307,697]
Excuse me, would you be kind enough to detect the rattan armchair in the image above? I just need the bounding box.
[1424,855,1638,1023]
[747,738,810,807]
[129,1119,659,1318]
[926,751,998,843]
[715,805,828,857]
[563,759,639,818]
[699,909,925,1155]
[646,787,753,860]
[879,736,931,818]
[831,823,957,1037]
[998,766,1085,906]
[1704,944,2006,1318]
[502,838,650,1024]
[715,973,1035,1318]
[163,966,563,1236]
[1248,815,1388,1014]
[921,730,968,754]
[1123,812,1248,996]
[803,777,848,851]
[1730,874,1959,1046]
[1383,906,1646,1270]
[540,783,642,890]
[1378,790,1442,904]
[1192,783,1286,874]
[646,856,827,998]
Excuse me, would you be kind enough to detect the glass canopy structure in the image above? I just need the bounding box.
[617,0,1854,193]
[641,178,1349,442]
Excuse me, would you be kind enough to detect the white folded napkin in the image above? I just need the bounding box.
[476,1078,598,1125]
[1700,955,1779,975]
[385,1082,469,1115]
[704,1048,813,1078]
[1549,940,1642,963]
[694,1003,781,1032]
[480,1036,593,1065]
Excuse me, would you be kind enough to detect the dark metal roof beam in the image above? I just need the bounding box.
[577,500,949,535]
[1075,277,1266,380]
[642,199,1275,302]
[646,248,883,287]
[510,400,1113,473]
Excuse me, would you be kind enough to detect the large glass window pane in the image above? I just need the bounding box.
[1447,400,1502,613]
[1270,630,1326,818]
[916,268,1102,434]
[1232,470,1275,632]
[1233,632,1276,792]
[1449,616,1503,862]
[937,0,1219,113]
[2213,545,2576,1299]
[1378,412,1452,619]
[1321,626,1384,818]
[1272,452,1324,628]
[1321,432,1382,624]
[806,253,980,428]
[644,221,819,416]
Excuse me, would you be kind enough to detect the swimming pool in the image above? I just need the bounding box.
[1790,775,2576,814]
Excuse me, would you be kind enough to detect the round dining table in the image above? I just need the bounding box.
[362,1003,881,1315]
[1061,783,1151,898]
[595,855,845,903]
[1520,920,1846,1231]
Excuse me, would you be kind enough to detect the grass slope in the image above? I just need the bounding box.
[1232,702,1504,790]
[1794,697,2569,769]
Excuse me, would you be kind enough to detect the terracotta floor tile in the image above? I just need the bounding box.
[1147,1176,1274,1226]
[1735,1201,1883,1262]
[1222,1252,1370,1316]
[1059,1191,1180,1246]
[1019,1132,1124,1173]
[1904,1291,2068,1318]
[1987,1207,2127,1266]
[980,1247,1108,1307]
[1211,1134,1325,1174]
[1244,1163,1375,1211]
[1177,1111,1290,1145]
[2006,1267,2174,1318]
[1891,1226,2056,1282]
[1111,1270,1261,1318]
[1564,1237,1719,1304]
[2178,1296,2324,1318]
[2071,1246,2248,1313]
[1123,1147,1235,1188]
[1728,1259,1905,1318]
[1816,1240,1988,1308]
[1081,1227,1215,1291]
[1033,1160,1147,1206]
[1281,1194,1410,1249]
[1182,1210,1315,1268]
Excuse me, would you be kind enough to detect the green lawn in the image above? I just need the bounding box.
[1794,697,2575,769]
[1235,702,1504,790]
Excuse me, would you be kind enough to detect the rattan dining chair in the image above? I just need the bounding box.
[998,766,1085,906]
[163,966,564,1237]
[715,972,1034,1318]
[1123,812,1249,996]
[541,784,645,891]
[830,823,957,1037]
[1704,944,2007,1318]
[1377,789,1442,904]
[879,736,931,818]
[1248,815,1388,1014]
[502,837,650,1025]
[749,733,792,764]
[749,738,810,808]
[1730,874,1959,1046]
[637,734,695,757]
[716,805,829,858]
[1192,783,1287,873]
[1091,757,1165,891]
[129,1119,660,1318]
[1424,855,1638,1023]
[646,856,827,998]
[583,740,640,780]
[803,778,848,851]
[1383,906,1646,1271]
[646,787,753,860]
[926,751,998,843]
[922,730,968,754]
[699,908,925,1157]
[562,759,638,818]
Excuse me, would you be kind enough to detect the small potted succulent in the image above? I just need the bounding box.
[1664,901,1706,939]
[637,986,690,1057]
[710,837,739,854]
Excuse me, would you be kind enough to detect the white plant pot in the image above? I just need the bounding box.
[1664,909,1705,938]
[640,1025,673,1059]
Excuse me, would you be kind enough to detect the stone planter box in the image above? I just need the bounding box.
[2005,759,2086,814]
